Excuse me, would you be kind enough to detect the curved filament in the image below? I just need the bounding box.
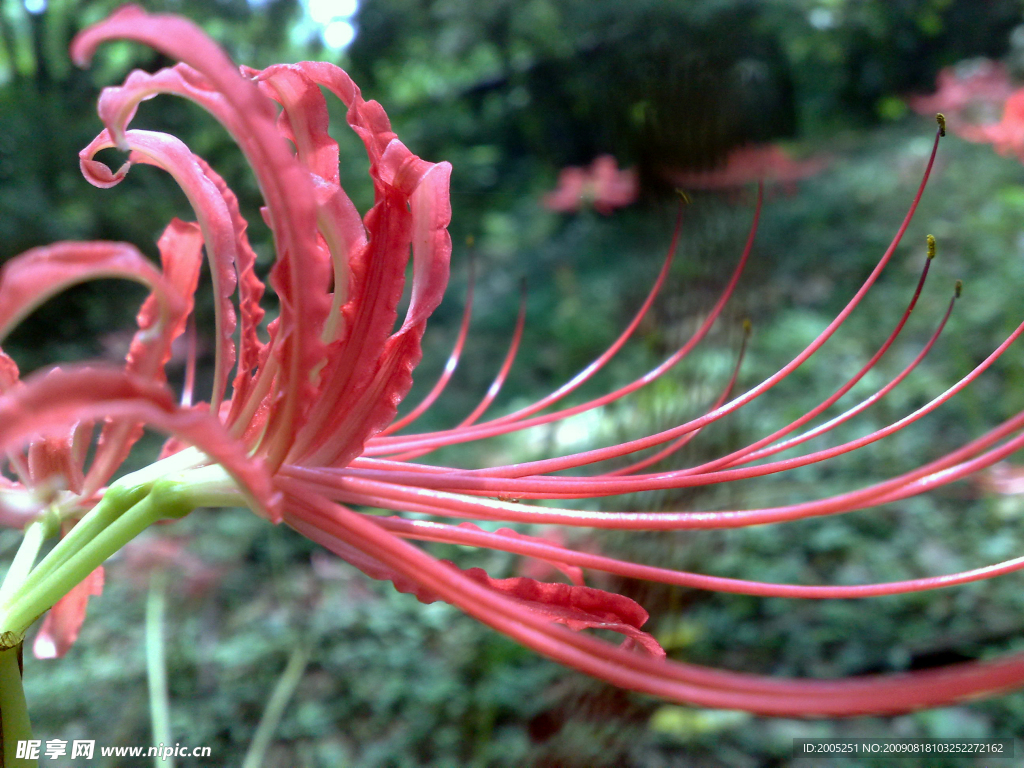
[368,184,763,458]
[605,321,750,476]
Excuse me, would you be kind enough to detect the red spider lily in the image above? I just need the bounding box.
[543,155,639,214]
[911,59,1024,162]
[664,143,828,195]
[957,88,1024,162]
[910,58,1015,138]
[4,4,1024,725]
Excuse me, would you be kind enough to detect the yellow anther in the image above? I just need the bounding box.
[926,234,936,259]
[675,189,692,205]
[936,113,946,137]
[742,318,752,336]
[465,235,475,248]
[955,279,963,298]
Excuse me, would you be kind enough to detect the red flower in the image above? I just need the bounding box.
[4,6,1024,719]
[665,144,827,194]
[910,59,1014,137]
[543,155,639,214]
[910,59,1024,162]
[958,89,1024,162]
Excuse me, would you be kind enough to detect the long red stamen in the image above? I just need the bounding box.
[457,278,527,428]
[367,184,760,457]
[278,484,1024,716]
[373,515,1024,599]
[723,288,956,468]
[604,319,750,476]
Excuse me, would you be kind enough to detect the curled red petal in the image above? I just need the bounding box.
[87,219,205,493]
[0,366,278,521]
[80,156,131,188]
[73,7,331,471]
[292,185,433,464]
[283,499,660,656]
[81,128,238,408]
[0,241,179,344]
[291,156,452,465]
[450,566,664,657]
[251,63,368,341]
[249,64,341,186]
[28,432,84,496]
[455,522,585,586]
[127,218,204,380]
[382,255,475,436]
[90,64,239,152]
[191,156,266,407]
[402,159,453,331]
[290,61,398,167]
[265,61,451,466]
[304,329,424,467]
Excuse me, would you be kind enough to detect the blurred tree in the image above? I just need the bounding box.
[350,0,796,198]
[773,0,1024,127]
[343,0,1023,242]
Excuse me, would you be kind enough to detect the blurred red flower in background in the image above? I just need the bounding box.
[543,155,639,214]
[910,59,1014,135]
[664,144,828,196]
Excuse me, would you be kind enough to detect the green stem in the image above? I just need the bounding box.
[0,513,59,608]
[146,571,173,768]
[1,454,232,623]
[241,643,310,768]
[170,464,242,509]
[1,479,195,638]
[114,447,207,492]
[0,484,144,617]
[0,641,35,768]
